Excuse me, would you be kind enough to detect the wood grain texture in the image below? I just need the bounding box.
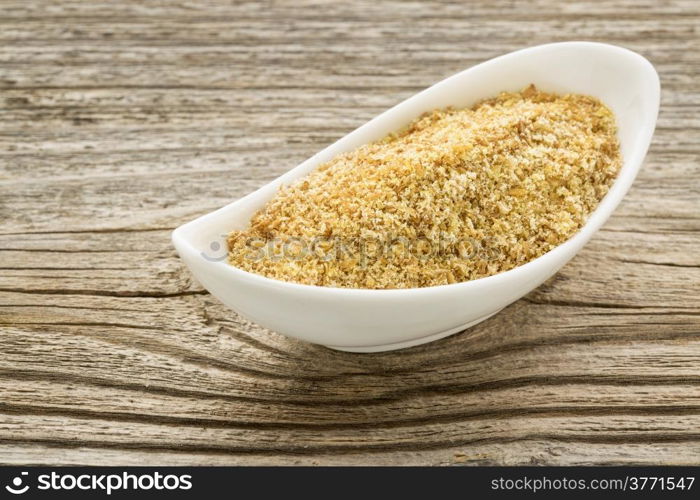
[1,0,699,465]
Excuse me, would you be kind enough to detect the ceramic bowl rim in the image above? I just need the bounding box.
[172,41,660,299]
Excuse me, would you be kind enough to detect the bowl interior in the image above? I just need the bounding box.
[173,42,659,274]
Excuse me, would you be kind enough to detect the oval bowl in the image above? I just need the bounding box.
[172,41,660,352]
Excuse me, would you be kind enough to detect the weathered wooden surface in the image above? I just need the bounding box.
[1,0,699,466]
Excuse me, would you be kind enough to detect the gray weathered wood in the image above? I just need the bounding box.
[1,0,699,465]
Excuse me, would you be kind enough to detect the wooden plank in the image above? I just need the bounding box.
[1,0,699,465]
[2,441,700,467]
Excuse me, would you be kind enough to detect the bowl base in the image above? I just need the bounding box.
[324,308,503,353]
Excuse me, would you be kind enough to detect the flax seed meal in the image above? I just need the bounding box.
[227,85,622,289]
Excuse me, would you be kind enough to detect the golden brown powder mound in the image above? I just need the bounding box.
[227,85,622,289]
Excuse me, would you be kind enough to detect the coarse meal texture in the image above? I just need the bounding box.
[227,85,622,289]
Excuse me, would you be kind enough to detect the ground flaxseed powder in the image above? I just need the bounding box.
[227,85,621,289]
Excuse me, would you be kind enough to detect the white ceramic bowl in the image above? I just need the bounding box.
[172,42,659,352]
